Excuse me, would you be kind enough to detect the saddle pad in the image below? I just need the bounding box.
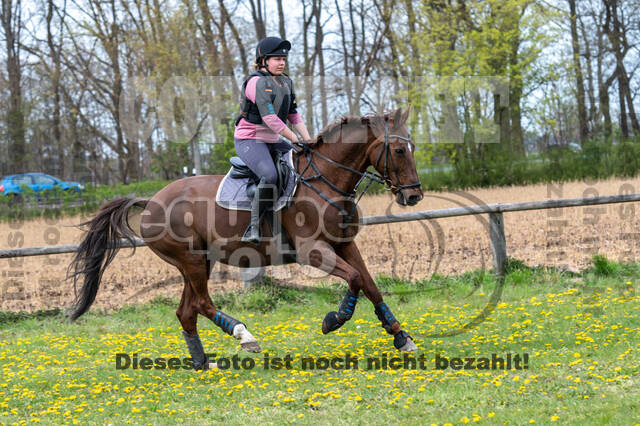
[215,150,298,211]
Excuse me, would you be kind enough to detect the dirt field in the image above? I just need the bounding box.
[2,176,640,313]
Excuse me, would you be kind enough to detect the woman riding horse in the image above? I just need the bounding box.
[68,97,424,371]
[234,36,312,245]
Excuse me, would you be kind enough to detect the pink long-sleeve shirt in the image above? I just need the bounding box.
[234,75,302,142]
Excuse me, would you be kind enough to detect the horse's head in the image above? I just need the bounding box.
[366,107,424,206]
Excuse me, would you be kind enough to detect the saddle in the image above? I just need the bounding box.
[229,150,292,199]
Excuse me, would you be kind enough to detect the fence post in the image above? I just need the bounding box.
[241,267,265,290]
[489,212,507,276]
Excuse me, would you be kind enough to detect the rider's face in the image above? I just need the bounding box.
[265,56,287,75]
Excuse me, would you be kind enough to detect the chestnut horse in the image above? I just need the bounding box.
[68,107,423,370]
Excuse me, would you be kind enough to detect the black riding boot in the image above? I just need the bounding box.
[242,177,276,245]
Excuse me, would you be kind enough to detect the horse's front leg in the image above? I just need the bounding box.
[337,242,418,352]
[296,240,364,334]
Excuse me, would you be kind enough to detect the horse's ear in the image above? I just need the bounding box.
[391,106,410,129]
[402,105,412,125]
[392,108,403,125]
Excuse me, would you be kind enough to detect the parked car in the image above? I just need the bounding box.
[0,173,85,200]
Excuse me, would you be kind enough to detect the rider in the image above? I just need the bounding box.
[234,36,311,245]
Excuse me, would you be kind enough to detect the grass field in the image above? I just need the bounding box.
[1,256,639,425]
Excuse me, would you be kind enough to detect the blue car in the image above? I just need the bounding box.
[0,173,85,200]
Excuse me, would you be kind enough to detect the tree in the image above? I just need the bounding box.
[1,0,25,174]
[602,0,640,137]
[568,0,588,144]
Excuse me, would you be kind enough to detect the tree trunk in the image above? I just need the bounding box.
[568,0,588,144]
[247,0,266,41]
[71,116,85,181]
[276,0,286,39]
[334,0,354,114]
[197,0,221,75]
[1,0,25,174]
[108,0,130,182]
[46,0,64,177]
[190,138,201,175]
[603,0,639,137]
[509,22,524,155]
[219,0,247,75]
[595,8,613,140]
[579,14,596,132]
[618,75,628,138]
[314,0,327,127]
[302,0,314,129]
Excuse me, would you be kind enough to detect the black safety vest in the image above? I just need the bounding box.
[235,70,296,126]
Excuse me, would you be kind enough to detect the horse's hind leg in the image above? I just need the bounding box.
[182,257,262,354]
[175,255,262,370]
[176,280,216,370]
[337,242,418,352]
[146,231,262,369]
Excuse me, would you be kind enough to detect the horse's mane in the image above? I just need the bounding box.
[312,109,402,147]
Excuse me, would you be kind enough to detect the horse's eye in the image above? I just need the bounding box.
[395,148,405,155]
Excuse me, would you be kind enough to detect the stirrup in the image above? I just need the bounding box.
[241,220,261,245]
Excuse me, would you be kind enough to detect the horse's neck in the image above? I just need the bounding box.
[295,137,372,194]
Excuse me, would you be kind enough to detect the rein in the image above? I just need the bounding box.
[289,117,421,235]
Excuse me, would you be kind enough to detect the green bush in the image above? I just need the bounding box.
[210,277,309,314]
[0,308,63,325]
[591,254,620,277]
[416,134,640,191]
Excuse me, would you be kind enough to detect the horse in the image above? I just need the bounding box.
[68,107,424,370]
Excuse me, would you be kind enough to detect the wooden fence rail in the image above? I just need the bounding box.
[2,193,640,277]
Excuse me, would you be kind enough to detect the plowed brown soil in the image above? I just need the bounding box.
[2,176,639,313]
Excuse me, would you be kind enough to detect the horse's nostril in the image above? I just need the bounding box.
[408,194,421,204]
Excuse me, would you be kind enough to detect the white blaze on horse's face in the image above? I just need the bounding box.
[407,136,415,155]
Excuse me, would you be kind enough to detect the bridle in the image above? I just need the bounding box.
[289,116,422,235]
[373,117,422,192]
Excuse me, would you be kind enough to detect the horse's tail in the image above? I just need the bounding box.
[67,197,149,321]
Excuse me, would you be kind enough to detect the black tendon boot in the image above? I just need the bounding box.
[374,302,415,351]
[242,177,275,245]
[322,289,358,334]
[182,331,209,370]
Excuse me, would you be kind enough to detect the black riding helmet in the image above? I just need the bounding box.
[255,36,291,62]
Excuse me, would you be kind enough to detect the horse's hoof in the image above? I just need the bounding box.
[398,337,418,352]
[394,330,418,352]
[322,311,343,334]
[208,362,219,370]
[241,341,262,353]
